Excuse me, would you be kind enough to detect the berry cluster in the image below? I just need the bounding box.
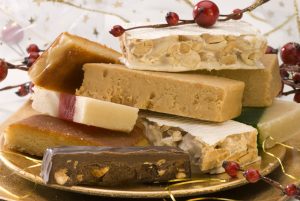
[110,0,270,37]
[222,161,300,199]
[0,44,41,96]
[267,42,300,102]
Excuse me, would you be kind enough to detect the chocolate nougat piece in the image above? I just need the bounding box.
[4,115,149,157]
[29,32,121,93]
[76,63,245,122]
[41,146,191,186]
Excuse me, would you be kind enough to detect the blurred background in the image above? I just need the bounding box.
[0,0,299,122]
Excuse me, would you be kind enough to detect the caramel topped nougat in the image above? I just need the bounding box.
[29,32,121,93]
[4,115,149,157]
[120,21,267,72]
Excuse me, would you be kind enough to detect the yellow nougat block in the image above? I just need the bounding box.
[198,54,281,107]
[77,63,245,122]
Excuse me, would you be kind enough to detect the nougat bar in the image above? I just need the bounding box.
[236,99,300,148]
[198,54,282,107]
[41,146,191,186]
[32,87,138,132]
[140,112,258,173]
[29,32,121,93]
[4,115,149,157]
[120,21,267,72]
[76,63,245,122]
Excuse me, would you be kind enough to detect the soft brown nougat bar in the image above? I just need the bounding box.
[77,63,245,122]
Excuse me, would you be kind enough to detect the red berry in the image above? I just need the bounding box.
[284,184,299,196]
[109,25,125,37]
[15,84,29,97]
[294,92,300,103]
[222,161,240,178]
[243,168,261,183]
[28,52,40,60]
[232,9,243,20]
[26,44,40,53]
[266,46,278,54]
[280,42,300,65]
[293,73,300,84]
[0,59,8,82]
[166,12,180,26]
[193,0,219,27]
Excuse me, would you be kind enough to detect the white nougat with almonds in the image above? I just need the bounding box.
[120,21,267,72]
[141,112,259,173]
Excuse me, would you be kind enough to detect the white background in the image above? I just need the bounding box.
[0,1,298,199]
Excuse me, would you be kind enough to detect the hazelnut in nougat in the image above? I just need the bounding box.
[120,21,267,72]
[29,32,121,93]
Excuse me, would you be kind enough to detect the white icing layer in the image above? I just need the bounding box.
[143,112,257,146]
[125,21,262,40]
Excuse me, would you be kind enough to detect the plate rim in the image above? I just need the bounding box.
[0,146,286,199]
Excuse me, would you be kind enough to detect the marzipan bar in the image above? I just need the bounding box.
[120,21,267,72]
[76,63,245,122]
[41,146,191,186]
[236,99,300,148]
[32,87,138,132]
[4,115,149,157]
[198,54,281,107]
[29,32,121,93]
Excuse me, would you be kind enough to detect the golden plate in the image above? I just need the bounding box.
[0,142,286,199]
[0,101,287,199]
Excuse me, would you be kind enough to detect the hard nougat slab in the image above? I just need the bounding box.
[41,146,191,186]
[198,54,281,107]
[140,112,258,173]
[4,115,149,157]
[120,21,267,72]
[77,64,245,122]
[29,32,121,93]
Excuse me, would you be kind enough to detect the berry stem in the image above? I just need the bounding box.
[281,89,300,96]
[218,0,270,21]
[6,62,29,71]
[0,82,30,92]
[125,20,195,32]
[261,176,284,191]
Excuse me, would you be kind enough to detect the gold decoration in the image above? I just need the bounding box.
[28,17,35,24]
[165,178,228,201]
[0,150,41,199]
[188,198,240,201]
[262,136,300,182]
[34,0,130,22]
[294,0,300,37]
[93,27,99,37]
[248,12,269,23]
[183,0,194,7]
[264,14,297,37]
[113,0,123,8]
